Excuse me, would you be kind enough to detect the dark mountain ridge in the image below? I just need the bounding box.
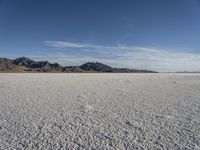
[0,57,157,73]
[80,62,113,72]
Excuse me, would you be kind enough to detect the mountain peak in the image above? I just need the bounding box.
[13,57,34,66]
[80,62,112,72]
[14,57,33,62]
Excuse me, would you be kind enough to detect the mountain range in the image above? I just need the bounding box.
[0,57,157,73]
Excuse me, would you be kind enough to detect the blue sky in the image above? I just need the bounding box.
[0,0,200,72]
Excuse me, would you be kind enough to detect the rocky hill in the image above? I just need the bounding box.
[0,57,157,73]
[80,62,113,72]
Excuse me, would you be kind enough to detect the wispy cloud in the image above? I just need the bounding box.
[45,41,100,49]
[44,41,200,72]
[45,41,160,52]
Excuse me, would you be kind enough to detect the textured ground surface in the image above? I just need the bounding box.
[0,73,200,149]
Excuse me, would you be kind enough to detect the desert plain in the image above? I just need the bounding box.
[0,73,200,149]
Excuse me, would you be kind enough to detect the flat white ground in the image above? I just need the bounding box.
[0,73,200,149]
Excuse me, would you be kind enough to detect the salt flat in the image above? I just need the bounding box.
[0,73,200,149]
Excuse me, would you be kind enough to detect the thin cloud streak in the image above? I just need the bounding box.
[45,41,159,52]
[45,41,200,72]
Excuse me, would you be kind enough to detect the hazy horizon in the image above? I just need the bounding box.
[1,0,200,72]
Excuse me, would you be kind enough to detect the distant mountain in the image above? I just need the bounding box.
[80,62,113,72]
[175,71,200,73]
[0,58,28,72]
[13,57,63,72]
[0,57,157,73]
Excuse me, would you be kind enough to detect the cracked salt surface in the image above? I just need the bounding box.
[0,73,200,149]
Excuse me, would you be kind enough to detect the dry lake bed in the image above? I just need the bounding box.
[0,73,200,149]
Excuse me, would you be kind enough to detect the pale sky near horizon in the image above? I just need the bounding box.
[0,0,200,72]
